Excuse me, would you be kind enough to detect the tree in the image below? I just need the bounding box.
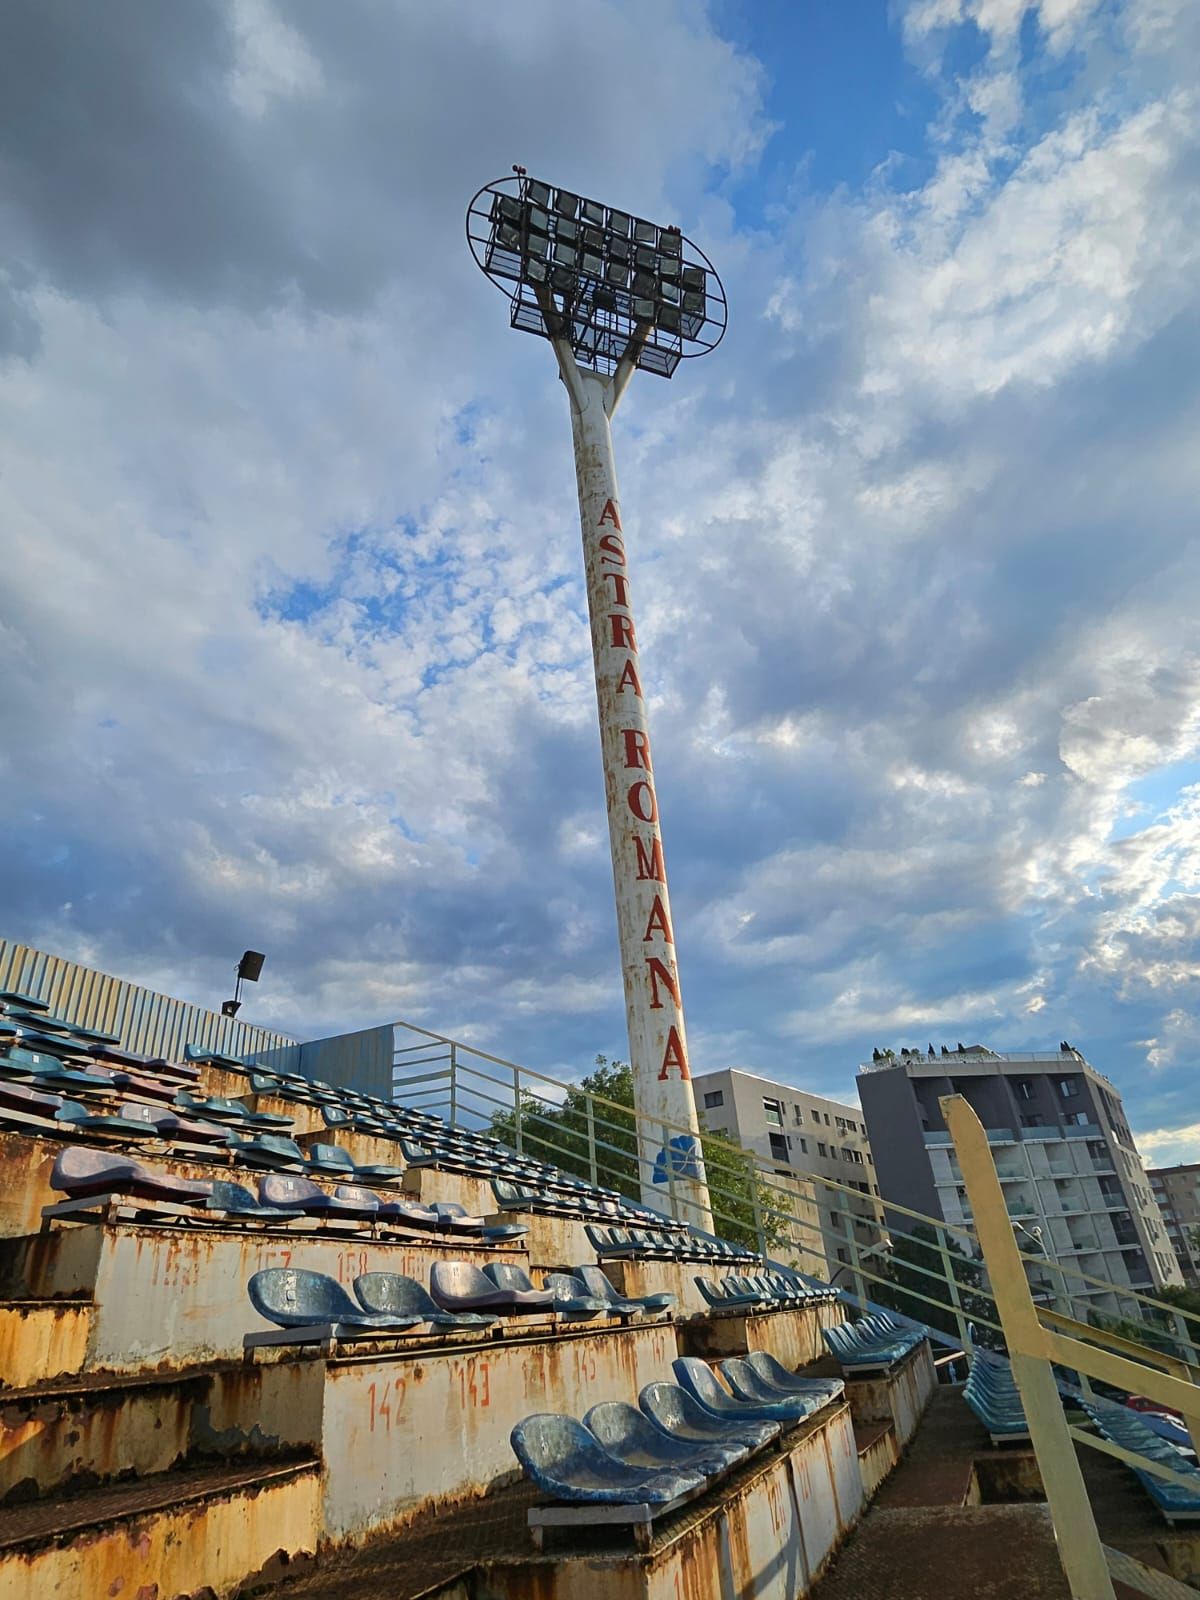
[487,1056,782,1251]
[872,1222,994,1341]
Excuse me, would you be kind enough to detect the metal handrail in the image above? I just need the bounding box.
[386,1022,1199,1353]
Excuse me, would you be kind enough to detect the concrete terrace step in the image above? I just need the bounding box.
[0,1297,92,1389]
[0,1454,321,1598]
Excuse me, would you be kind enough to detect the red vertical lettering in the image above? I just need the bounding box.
[599,533,626,565]
[616,659,643,697]
[628,781,658,823]
[646,956,680,1011]
[609,615,637,651]
[603,571,631,606]
[634,836,665,881]
[658,1026,691,1081]
[622,729,652,771]
[598,498,622,530]
[642,894,673,943]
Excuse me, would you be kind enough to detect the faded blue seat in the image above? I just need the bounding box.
[431,1261,554,1315]
[695,1276,760,1311]
[745,1352,844,1404]
[55,1099,163,1138]
[721,1358,841,1412]
[429,1201,527,1241]
[577,1264,675,1316]
[824,1320,919,1371]
[208,1179,291,1221]
[305,1142,404,1182]
[48,1146,213,1206]
[1084,1399,1200,1519]
[332,1185,446,1230]
[258,1173,376,1219]
[120,1101,232,1146]
[639,1382,777,1454]
[248,1267,421,1332]
[354,1271,497,1329]
[585,1401,738,1475]
[673,1356,811,1424]
[542,1272,608,1319]
[0,1079,62,1119]
[510,1414,703,1505]
[31,1058,116,1091]
[237,1134,311,1171]
[482,1263,560,1311]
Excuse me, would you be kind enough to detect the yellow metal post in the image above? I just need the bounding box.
[942,1094,1116,1600]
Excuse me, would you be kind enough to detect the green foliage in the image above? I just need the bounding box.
[872,1222,994,1340]
[487,1055,780,1251]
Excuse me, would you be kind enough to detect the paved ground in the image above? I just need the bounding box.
[811,1385,1195,1600]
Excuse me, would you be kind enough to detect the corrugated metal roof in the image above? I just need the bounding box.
[0,940,296,1061]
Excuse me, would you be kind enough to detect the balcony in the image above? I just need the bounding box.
[924,1127,1015,1146]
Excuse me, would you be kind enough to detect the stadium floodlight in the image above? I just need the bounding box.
[467,170,729,1229]
[222,949,265,1019]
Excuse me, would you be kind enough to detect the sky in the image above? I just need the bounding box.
[2,0,1198,1164]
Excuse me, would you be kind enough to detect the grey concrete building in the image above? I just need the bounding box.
[857,1045,1182,1314]
[1148,1162,1200,1285]
[690,1066,883,1277]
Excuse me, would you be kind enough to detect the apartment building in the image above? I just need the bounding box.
[857,1044,1181,1316]
[690,1066,883,1277]
[1148,1163,1200,1284]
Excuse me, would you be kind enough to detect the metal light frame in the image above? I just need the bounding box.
[466,172,727,378]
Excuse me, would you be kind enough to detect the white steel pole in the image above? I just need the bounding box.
[552,347,712,1229]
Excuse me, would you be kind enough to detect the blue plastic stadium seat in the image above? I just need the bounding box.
[823,1319,922,1372]
[639,1382,777,1454]
[430,1201,528,1241]
[208,1179,293,1221]
[745,1352,845,1404]
[258,1173,377,1219]
[431,1261,554,1315]
[673,1356,812,1424]
[1083,1399,1200,1520]
[54,1098,164,1138]
[694,1276,760,1311]
[585,1401,738,1475]
[721,1357,842,1412]
[0,989,50,1011]
[0,1079,63,1120]
[248,1267,421,1333]
[120,1101,232,1145]
[542,1272,609,1318]
[482,1263,562,1311]
[354,1271,497,1329]
[49,1146,213,1206]
[577,1264,675,1316]
[237,1134,312,1171]
[510,1414,704,1505]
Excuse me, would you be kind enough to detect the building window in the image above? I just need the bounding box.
[769,1132,789,1163]
[703,1091,723,1110]
[824,1113,831,1125]
[763,1097,784,1128]
[842,1147,854,1162]
[852,1149,864,1164]
[811,1109,821,1125]
[797,1137,807,1154]
[1058,1078,1079,1098]
[818,1142,827,1158]
[836,1248,849,1265]
[1016,1079,1034,1101]
[1021,1113,1044,1127]
[794,1104,804,1125]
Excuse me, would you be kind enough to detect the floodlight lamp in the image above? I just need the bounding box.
[221,999,241,1019]
[467,170,727,376]
[237,950,265,983]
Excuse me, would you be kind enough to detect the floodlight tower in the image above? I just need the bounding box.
[467,172,727,1227]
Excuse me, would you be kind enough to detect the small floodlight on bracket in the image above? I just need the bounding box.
[222,949,265,1021]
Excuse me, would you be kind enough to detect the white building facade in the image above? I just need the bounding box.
[690,1066,883,1278]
